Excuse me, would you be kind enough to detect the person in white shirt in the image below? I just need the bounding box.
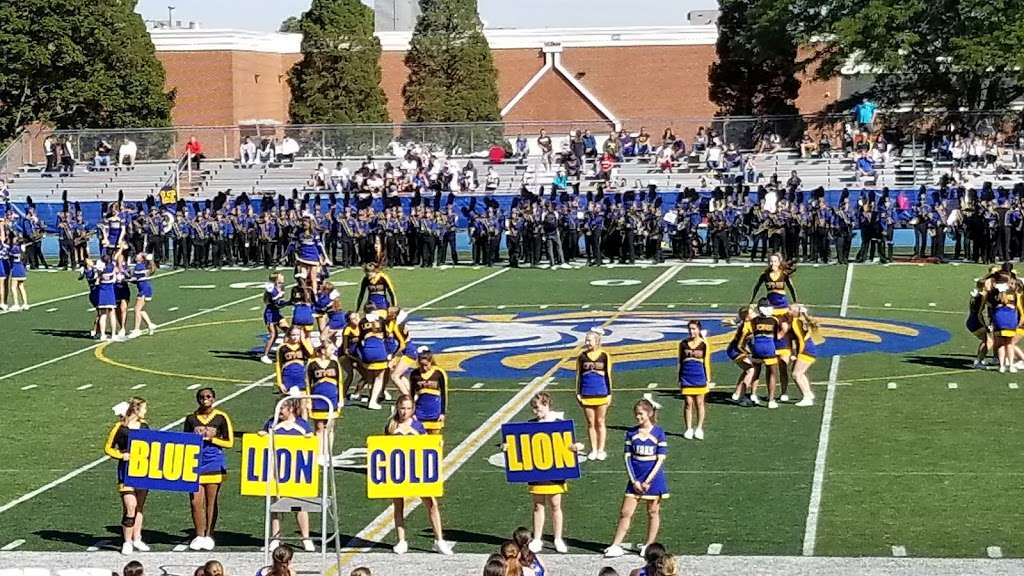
[485,167,500,191]
[330,162,350,192]
[118,139,138,167]
[239,137,256,168]
[277,136,300,164]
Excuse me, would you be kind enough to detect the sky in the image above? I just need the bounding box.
[136,0,718,32]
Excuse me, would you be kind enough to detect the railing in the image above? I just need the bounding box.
[0,130,30,181]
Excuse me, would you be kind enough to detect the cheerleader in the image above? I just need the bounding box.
[967,281,992,369]
[290,282,316,336]
[356,263,397,310]
[0,230,8,311]
[8,237,28,311]
[749,298,782,408]
[358,305,390,410]
[261,274,288,365]
[316,282,345,343]
[276,326,314,395]
[129,253,157,337]
[774,309,793,402]
[104,397,150,555]
[750,252,796,315]
[678,320,711,440]
[629,542,667,576]
[726,307,757,406]
[410,347,448,433]
[306,343,343,456]
[80,259,102,336]
[989,279,1020,373]
[184,387,234,551]
[97,254,120,341]
[339,311,364,402]
[576,330,612,460]
[386,308,415,397]
[293,217,329,294]
[115,265,132,340]
[788,304,818,406]
[101,206,127,260]
[605,399,668,558]
[385,394,455,555]
[262,399,315,553]
[522,393,582,554]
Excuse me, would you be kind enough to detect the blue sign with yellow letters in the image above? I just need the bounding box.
[502,420,581,483]
[125,429,202,492]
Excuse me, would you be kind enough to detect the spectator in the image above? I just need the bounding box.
[618,130,635,157]
[818,130,833,158]
[603,132,621,162]
[350,569,371,576]
[786,170,802,196]
[657,145,674,173]
[744,155,761,184]
[537,129,553,171]
[500,541,523,576]
[705,141,723,172]
[311,162,328,190]
[513,527,545,576]
[598,569,620,576]
[93,139,113,170]
[635,127,651,156]
[331,161,350,192]
[552,168,568,192]
[598,154,615,182]
[257,544,296,576]
[119,138,137,167]
[854,96,878,131]
[799,133,816,158]
[239,137,257,168]
[43,134,57,172]
[185,136,204,171]
[693,126,708,154]
[569,130,585,165]
[582,129,598,159]
[277,136,300,164]
[661,127,676,148]
[59,137,76,172]
[488,142,507,164]
[485,166,500,191]
[202,561,224,576]
[515,134,529,163]
[122,560,144,576]
[856,152,876,182]
[482,557,505,576]
[257,138,276,167]
[628,542,666,576]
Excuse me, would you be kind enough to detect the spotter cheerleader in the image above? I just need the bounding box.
[261,274,288,365]
[989,278,1020,373]
[678,320,711,440]
[184,387,234,551]
[605,399,668,558]
[358,305,391,410]
[967,281,992,369]
[521,393,583,555]
[293,217,330,293]
[356,263,397,310]
[410,347,448,433]
[788,304,818,406]
[726,307,757,406]
[385,394,455,556]
[774,308,793,402]
[104,397,150,555]
[386,308,415,397]
[276,326,314,395]
[8,236,28,311]
[750,253,797,315]
[80,259,102,336]
[749,299,782,408]
[115,263,132,340]
[576,330,612,460]
[290,282,316,336]
[339,311,363,402]
[316,282,345,343]
[262,398,316,553]
[97,254,121,340]
[306,343,343,456]
[129,253,157,337]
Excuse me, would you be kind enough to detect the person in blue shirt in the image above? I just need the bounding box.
[854,97,878,131]
[604,399,668,558]
[128,253,157,337]
[262,398,316,553]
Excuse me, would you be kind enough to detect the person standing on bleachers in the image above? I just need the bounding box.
[537,129,553,172]
[43,134,57,172]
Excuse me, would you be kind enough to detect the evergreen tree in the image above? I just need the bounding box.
[279,16,302,33]
[708,0,801,117]
[0,0,174,143]
[402,0,500,123]
[288,0,389,125]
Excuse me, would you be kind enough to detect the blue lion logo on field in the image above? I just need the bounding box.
[403,310,949,379]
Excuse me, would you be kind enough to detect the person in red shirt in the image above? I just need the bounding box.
[488,143,506,164]
[185,136,205,170]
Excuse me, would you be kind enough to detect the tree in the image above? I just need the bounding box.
[288,0,389,125]
[279,16,302,33]
[0,0,174,144]
[775,0,1024,112]
[708,0,801,117]
[402,0,500,124]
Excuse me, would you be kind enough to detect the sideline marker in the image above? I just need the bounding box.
[987,546,1003,559]
[947,382,958,390]
[1009,383,1019,390]
[887,382,897,390]
[76,384,93,391]
[892,545,907,557]
[707,543,722,555]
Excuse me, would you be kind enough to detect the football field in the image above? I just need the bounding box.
[0,261,1019,565]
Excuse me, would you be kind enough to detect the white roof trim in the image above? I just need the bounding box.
[500,54,553,118]
[150,25,718,54]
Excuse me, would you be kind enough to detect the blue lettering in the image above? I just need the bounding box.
[390,449,406,483]
[275,449,292,483]
[410,450,421,483]
[245,448,260,482]
[423,449,439,482]
[295,451,314,484]
[369,449,386,484]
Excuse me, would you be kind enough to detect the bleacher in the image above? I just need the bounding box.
[3,162,175,203]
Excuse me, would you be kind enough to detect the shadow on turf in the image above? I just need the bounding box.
[35,527,264,549]
[904,353,976,369]
[210,350,264,362]
[32,328,95,340]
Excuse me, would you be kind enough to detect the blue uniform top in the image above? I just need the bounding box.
[576,349,612,399]
[262,417,313,435]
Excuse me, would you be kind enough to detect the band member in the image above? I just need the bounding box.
[678,320,711,440]
[576,330,611,460]
[410,347,448,433]
[104,397,150,555]
[184,388,234,551]
[129,253,157,337]
[356,263,397,310]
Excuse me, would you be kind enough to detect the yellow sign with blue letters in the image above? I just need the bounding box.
[240,433,320,497]
[125,429,202,492]
[366,435,444,499]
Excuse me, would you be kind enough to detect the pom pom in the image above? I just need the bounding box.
[112,401,130,417]
[396,310,409,325]
[145,254,154,262]
[287,387,303,398]
[700,329,708,338]
[329,289,340,301]
[758,306,774,317]
[264,282,275,292]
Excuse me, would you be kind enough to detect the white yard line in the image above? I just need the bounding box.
[803,262,853,557]
[336,264,683,568]
[0,270,183,315]
[0,268,510,517]
[0,539,25,551]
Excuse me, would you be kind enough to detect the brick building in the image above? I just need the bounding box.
[152,26,842,133]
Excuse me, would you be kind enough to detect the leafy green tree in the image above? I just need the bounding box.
[402,0,500,123]
[0,0,174,144]
[775,0,1024,111]
[279,16,302,33]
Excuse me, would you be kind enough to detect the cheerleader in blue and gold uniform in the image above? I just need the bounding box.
[101,207,127,260]
[129,253,157,337]
[104,397,150,555]
[788,304,819,406]
[184,387,234,551]
[726,307,756,405]
[276,326,314,395]
[261,274,288,364]
[80,259,102,337]
[0,230,9,311]
[293,217,329,293]
[989,276,1020,373]
[306,344,343,453]
[316,282,345,342]
[576,330,612,461]
[358,306,391,410]
[410,347,448,433]
[750,298,782,408]
[356,263,397,310]
[678,320,711,440]
[290,283,316,334]
[750,253,797,315]
[385,394,454,556]
[386,308,415,397]
[605,399,668,558]
[97,254,121,340]
[339,311,363,402]
[8,237,28,311]
[967,280,992,369]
